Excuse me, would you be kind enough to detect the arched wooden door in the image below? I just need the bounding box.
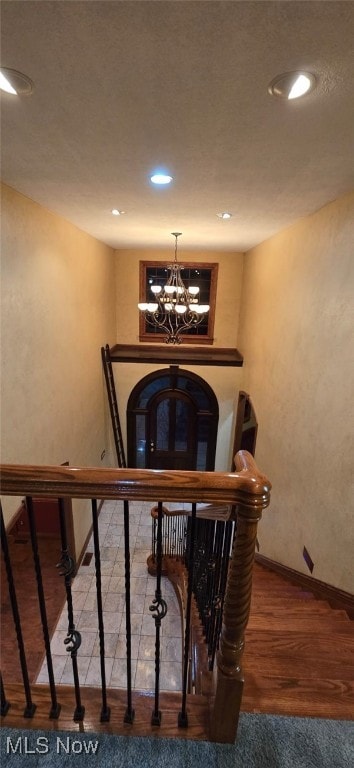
[127,367,218,470]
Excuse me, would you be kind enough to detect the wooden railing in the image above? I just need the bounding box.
[0,451,271,743]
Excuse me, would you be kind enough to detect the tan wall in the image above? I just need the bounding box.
[0,184,116,556]
[115,248,244,347]
[238,192,354,593]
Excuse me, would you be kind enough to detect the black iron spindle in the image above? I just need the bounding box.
[123,499,135,723]
[1,672,10,716]
[91,499,110,722]
[209,520,233,669]
[204,520,216,643]
[207,521,225,655]
[152,515,157,562]
[150,501,167,725]
[178,502,197,727]
[26,496,61,719]
[0,506,35,718]
[57,498,84,722]
[171,520,176,556]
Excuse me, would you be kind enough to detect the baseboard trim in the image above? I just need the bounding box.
[255,554,354,620]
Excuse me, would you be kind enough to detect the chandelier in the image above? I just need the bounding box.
[138,232,210,344]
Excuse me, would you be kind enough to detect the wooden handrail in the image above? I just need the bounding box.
[0,451,271,509]
[0,451,271,743]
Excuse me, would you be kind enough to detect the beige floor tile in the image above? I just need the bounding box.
[138,635,155,660]
[160,661,182,691]
[82,592,98,611]
[84,656,114,687]
[72,591,89,611]
[60,655,91,685]
[163,615,182,637]
[134,660,155,690]
[110,658,137,688]
[72,574,94,592]
[78,611,99,631]
[161,635,182,662]
[130,577,148,595]
[140,615,156,636]
[107,575,125,593]
[114,633,140,660]
[37,655,67,683]
[79,630,99,657]
[103,592,125,613]
[92,632,118,658]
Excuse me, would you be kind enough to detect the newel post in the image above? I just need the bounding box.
[210,452,271,743]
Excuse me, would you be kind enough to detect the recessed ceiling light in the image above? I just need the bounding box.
[0,67,34,96]
[217,212,232,220]
[111,209,125,216]
[268,71,316,100]
[150,173,173,185]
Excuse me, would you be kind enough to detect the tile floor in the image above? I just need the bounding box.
[37,500,183,691]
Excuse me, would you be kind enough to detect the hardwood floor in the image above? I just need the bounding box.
[1,534,64,682]
[1,543,353,727]
[242,563,354,720]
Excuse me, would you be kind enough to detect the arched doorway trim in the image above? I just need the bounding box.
[127,366,219,470]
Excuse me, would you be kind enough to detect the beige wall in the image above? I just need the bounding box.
[238,192,354,593]
[0,184,116,556]
[115,248,244,348]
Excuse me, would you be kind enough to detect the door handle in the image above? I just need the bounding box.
[150,441,155,452]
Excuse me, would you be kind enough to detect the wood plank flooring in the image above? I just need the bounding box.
[1,534,64,682]
[241,563,354,720]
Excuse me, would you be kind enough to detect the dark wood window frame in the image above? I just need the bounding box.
[139,261,218,345]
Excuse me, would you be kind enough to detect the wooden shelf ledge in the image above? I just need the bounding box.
[109,344,243,367]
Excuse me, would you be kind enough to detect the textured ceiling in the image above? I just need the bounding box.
[1,1,354,251]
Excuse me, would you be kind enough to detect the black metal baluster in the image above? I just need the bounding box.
[167,514,170,557]
[178,502,197,727]
[171,520,176,556]
[150,501,167,725]
[204,520,218,645]
[178,516,182,558]
[207,521,224,657]
[123,499,135,723]
[1,673,10,716]
[0,506,35,718]
[209,520,233,670]
[26,496,61,719]
[193,519,208,635]
[56,498,84,722]
[91,499,110,722]
[152,515,157,563]
[208,521,226,666]
[151,513,155,560]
